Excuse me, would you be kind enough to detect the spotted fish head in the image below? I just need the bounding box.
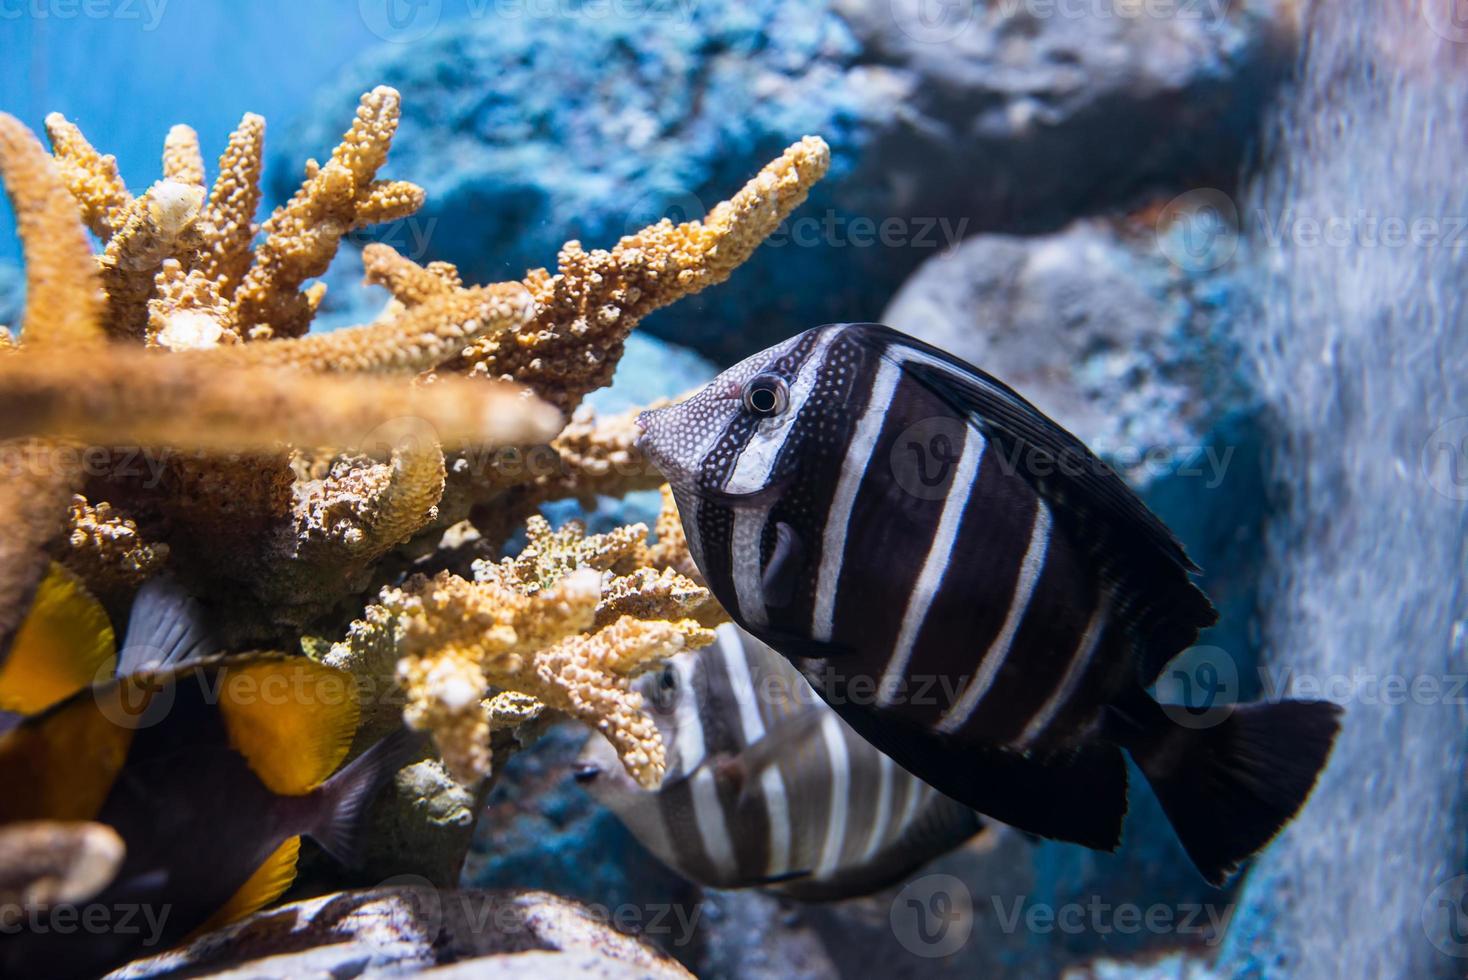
[636,326,835,505]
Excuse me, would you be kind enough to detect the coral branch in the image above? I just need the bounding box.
[363,243,460,306]
[0,441,80,653]
[162,125,206,188]
[42,113,131,239]
[209,281,532,375]
[98,180,206,341]
[196,112,265,304]
[0,347,563,452]
[454,135,832,413]
[334,518,716,786]
[0,114,105,348]
[232,88,421,338]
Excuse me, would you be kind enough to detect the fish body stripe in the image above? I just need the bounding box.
[937,501,1054,734]
[671,655,708,777]
[861,751,897,864]
[691,766,737,880]
[813,350,901,642]
[760,765,792,877]
[718,628,767,747]
[816,712,852,877]
[1019,600,1110,747]
[878,425,987,706]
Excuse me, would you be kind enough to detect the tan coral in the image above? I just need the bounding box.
[162,125,206,188]
[42,113,131,240]
[0,441,80,655]
[98,179,207,341]
[0,345,562,452]
[194,112,265,306]
[335,518,716,786]
[454,135,831,413]
[209,281,533,375]
[232,87,423,339]
[57,495,170,603]
[362,243,461,306]
[0,114,105,348]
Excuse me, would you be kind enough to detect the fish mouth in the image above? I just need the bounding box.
[572,762,601,784]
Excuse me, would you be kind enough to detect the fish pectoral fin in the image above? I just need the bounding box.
[761,521,806,610]
[733,706,828,790]
[191,835,301,938]
[117,576,217,675]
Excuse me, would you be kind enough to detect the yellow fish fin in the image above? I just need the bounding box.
[193,835,301,937]
[217,658,360,795]
[0,564,116,715]
[0,688,133,822]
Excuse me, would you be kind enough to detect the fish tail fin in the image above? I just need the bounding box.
[1112,689,1342,886]
[309,727,420,868]
[117,576,216,675]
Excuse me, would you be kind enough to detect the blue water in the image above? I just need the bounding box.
[0,1,475,262]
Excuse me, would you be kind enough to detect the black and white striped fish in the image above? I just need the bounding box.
[635,323,1343,885]
[575,624,986,900]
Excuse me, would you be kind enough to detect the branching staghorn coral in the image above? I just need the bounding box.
[451,135,831,412]
[0,82,833,908]
[331,516,718,786]
[0,99,561,648]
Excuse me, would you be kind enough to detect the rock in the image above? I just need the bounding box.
[108,887,693,979]
[279,0,1292,360]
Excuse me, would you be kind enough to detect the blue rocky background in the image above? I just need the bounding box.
[5,1,1461,977]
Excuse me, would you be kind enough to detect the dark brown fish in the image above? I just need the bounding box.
[0,650,412,978]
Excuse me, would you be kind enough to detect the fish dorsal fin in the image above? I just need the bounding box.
[0,690,134,823]
[216,658,360,795]
[192,835,301,937]
[0,564,116,715]
[848,324,1218,681]
[117,577,216,675]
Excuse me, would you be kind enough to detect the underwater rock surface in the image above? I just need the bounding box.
[281,0,1292,360]
[107,886,693,979]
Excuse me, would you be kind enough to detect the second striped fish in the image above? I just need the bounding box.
[575,623,985,900]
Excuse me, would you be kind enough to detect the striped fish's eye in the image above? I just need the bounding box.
[650,663,678,712]
[741,374,789,418]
